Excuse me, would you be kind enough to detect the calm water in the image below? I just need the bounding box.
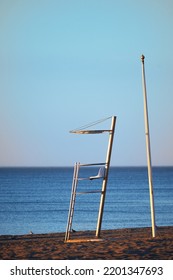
[0,167,172,235]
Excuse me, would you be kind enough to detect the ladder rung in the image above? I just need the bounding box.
[78,178,91,181]
[76,190,102,194]
[79,162,106,167]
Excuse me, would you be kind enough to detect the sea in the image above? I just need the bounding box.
[0,167,172,236]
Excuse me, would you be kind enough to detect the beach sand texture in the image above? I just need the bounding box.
[0,226,172,260]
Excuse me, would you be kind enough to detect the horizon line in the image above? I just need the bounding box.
[0,165,173,168]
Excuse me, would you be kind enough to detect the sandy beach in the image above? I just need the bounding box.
[0,226,172,260]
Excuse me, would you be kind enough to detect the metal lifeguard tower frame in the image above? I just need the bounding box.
[65,116,116,242]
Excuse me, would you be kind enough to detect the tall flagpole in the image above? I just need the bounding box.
[141,54,156,238]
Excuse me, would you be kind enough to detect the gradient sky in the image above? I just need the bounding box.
[0,0,173,166]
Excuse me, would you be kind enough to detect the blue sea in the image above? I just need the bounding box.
[0,167,172,235]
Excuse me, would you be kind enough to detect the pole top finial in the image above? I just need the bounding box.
[141,54,145,63]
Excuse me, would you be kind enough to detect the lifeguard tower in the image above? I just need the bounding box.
[65,116,116,242]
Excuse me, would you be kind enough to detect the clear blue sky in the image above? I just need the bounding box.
[0,0,173,166]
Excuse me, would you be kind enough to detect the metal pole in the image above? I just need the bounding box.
[96,116,116,237]
[141,55,156,238]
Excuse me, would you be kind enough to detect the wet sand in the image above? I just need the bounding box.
[0,226,172,260]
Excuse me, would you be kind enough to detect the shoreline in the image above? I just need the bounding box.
[0,226,172,260]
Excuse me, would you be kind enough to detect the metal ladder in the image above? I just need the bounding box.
[65,162,79,241]
[64,162,106,242]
